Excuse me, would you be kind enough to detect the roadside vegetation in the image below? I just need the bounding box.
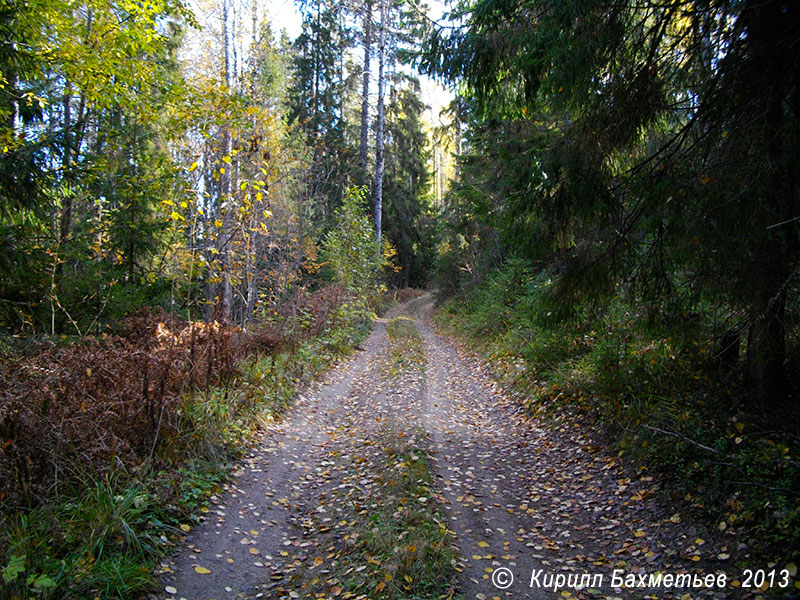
[420,0,800,572]
[433,257,800,567]
[0,188,407,599]
[0,289,373,599]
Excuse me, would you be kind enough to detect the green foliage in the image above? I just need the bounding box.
[0,0,194,334]
[383,79,438,288]
[0,476,164,599]
[422,0,800,406]
[0,295,371,599]
[63,478,161,561]
[322,186,385,296]
[436,259,800,564]
[287,0,354,225]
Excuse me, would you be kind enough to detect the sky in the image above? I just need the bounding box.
[265,0,303,39]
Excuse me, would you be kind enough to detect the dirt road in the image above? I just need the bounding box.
[157,296,733,599]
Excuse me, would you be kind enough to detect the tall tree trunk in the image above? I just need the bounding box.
[359,0,372,172]
[252,0,257,51]
[219,0,234,322]
[203,143,216,321]
[58,83,73,247]
[128,120,138,279]
[374,0,386,245]
[57,9,92,250]
[312,8,321,145]
[746,283,787,409]
[9,45,19,137]
[741,0,799,409]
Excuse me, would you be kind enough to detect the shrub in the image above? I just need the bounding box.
[0,283,354,510]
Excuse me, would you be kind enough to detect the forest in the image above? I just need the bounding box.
[1,0,799,598]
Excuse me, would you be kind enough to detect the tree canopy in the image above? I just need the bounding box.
[420,0,800,407]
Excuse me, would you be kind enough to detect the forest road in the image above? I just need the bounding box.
[155,294,732,600]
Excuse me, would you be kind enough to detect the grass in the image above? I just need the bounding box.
[1,476,166,599]
[358,427,458,600]
[433,258,800,568]
[285,426,458,600]
[371,317,455,598]
[284,313,458,600]
[0,316,371,599]
[386,316,425,375]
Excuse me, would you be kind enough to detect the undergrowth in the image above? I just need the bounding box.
[0,285,373,599]
[434,258,800,568]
